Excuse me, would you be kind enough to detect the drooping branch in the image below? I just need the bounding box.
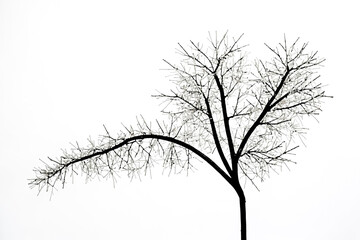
[29,118,233,193]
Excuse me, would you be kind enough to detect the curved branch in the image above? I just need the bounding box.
[31,134,232,188]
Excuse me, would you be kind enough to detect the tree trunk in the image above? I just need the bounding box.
[231,178,247,240]
[239,195,247,240]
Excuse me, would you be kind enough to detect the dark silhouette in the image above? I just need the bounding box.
[29,32,330,240]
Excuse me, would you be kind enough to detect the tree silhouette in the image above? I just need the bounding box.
[29,33,330,240]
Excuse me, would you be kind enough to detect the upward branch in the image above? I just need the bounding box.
[235,67,291,162]
[232,38,328,184]
[203,93,232,174]
[214,73,236,168]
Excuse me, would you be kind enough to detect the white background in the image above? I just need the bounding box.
[0,0,359,239]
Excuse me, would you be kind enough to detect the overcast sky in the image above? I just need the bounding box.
[1,0,359,240]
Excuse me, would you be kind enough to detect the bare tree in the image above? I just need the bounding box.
[29,32,330,240]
